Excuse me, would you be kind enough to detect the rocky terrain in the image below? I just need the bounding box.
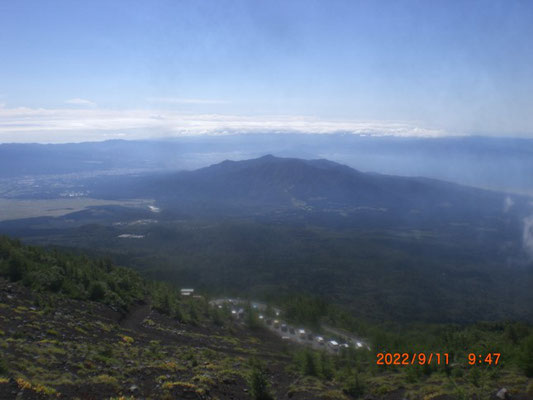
[0,277,350,399]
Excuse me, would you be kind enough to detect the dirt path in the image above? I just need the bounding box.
[120,301,152,330]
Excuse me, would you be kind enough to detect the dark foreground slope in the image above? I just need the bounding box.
[1,237,533,400]
[0,236,348,399]
[0,278,329,399]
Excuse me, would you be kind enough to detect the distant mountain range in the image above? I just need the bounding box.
[2,134,533,196]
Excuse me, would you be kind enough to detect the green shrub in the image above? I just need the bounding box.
[0,357,8,375]
[518,334,533,377]
[248,361,273,400]
[302,350,317,377]
[343,371,366,398]
[89,281,106,301]
[7,256,26,282]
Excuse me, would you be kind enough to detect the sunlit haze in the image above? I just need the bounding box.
[1,0,533,142]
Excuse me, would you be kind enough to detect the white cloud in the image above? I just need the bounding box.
[0,106,446,143]
[65,98,97,107]
[503,196,514,213]
[523,214,533,258]
[146,97,229,105]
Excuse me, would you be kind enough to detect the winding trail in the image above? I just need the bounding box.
[119,301,152,330]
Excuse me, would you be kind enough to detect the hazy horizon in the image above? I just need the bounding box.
[2,0,533,143]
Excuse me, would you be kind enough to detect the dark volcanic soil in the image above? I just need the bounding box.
[0,278,347,399]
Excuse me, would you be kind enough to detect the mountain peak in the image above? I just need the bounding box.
[259,154,276,160]
[131,154,512,220]
[215,154,348,171]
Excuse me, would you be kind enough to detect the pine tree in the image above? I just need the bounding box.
[303,350,317,376]
[248,362,273,400]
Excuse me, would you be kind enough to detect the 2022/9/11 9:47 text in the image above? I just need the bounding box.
[376,353,502,366]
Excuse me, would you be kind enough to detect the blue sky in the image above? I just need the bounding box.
[1,0,532,142]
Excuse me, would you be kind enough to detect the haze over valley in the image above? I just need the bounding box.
[1,149,532,325]
[2,1,533,398]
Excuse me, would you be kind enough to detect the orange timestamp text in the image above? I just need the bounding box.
[376,352,449,366]
[467,352,501,365]
[376,352,502,366]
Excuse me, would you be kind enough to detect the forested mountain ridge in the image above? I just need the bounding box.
[90,155,531,220]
